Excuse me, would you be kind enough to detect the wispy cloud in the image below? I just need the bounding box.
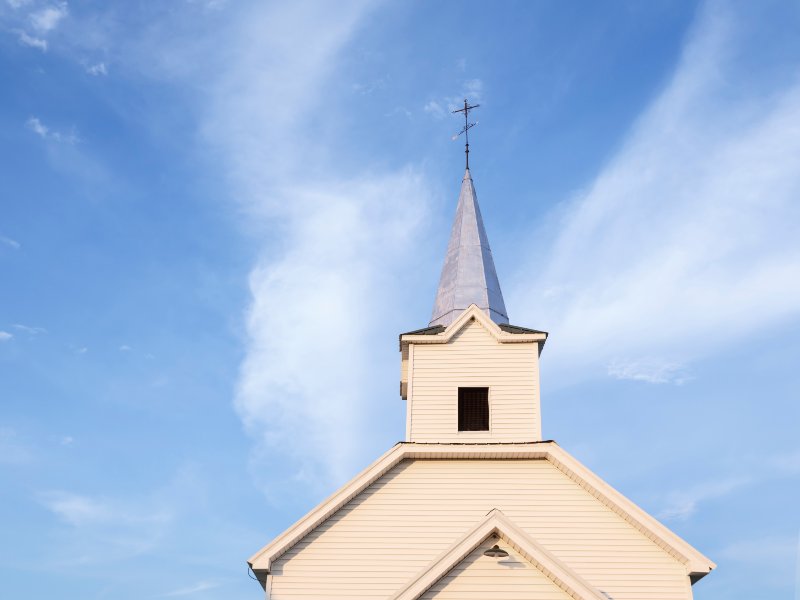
[607,358,689,384]
[29,2,68,33]
[39,490,170,527]
[12,323,46,335]
[424,78,485,120]
[0,330,13,341]
[6,0,34,9]
[85,61,107,76]
[658,476,751,521]
[236,172,431,490]
[27,116,48,137]
[510,3,800,383]
[150,2,437,493]
[26,116,79,143]
[40,491,114,526]
[161,581,220,597]
[37,488,174,565]
[18,30,47,51]
[423,100,445,118]
[352,76,386,95]
[659,449,800,521]
[0,235,21,249]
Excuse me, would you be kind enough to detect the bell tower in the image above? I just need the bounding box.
[400,169,547,443]
[249,100,715,599]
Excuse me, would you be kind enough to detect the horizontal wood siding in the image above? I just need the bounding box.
[410,319,540,442]
[271,459,691,600]
[422,537,574,600]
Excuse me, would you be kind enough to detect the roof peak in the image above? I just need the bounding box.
[429,170,508,327]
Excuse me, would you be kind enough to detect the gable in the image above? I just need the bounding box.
[249,443,713,595]
[261,452,709,600]
[421,537,575,600]
[399,305,546,401]
[393,509,605,600]
[401,304,546,347]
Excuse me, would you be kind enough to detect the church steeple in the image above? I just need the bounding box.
[429,168,508,327]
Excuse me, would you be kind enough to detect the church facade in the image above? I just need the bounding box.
[248,167,714,599]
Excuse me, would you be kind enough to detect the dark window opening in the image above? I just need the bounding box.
[458,387,489,431]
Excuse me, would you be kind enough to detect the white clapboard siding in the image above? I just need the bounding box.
[409,318,541,442]
[270,459,692,600]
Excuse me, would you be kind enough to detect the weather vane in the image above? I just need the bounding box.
[452,98,479,169]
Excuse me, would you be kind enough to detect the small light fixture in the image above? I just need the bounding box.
[483,544,509,558]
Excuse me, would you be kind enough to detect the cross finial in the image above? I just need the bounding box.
[452,98,480,170]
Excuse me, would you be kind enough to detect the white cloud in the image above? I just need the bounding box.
[30,2,68,33]
[0,235,21,249]
[26,116,78,143]
[119,344,132,351]
[85,61,107,76]
[509,4,800,383]
[607,358,689,384]
[13,323,46,335]
[133,2,437,492]
[236,172,432,489]
[0,331,12,342]
[26,116,48,137]
[423,100,445,119]
[18,30,47,51]
[37,487,174,565]
[462,78,483,101]
[658,476,751,521]
[40,491,113,526]
[162,581,220,597]
[425,79,486,122]
[352,77,385,95]
[384,105,412,119]
[6,0,34,9]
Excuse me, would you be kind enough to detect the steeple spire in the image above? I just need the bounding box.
[429,169,508,327]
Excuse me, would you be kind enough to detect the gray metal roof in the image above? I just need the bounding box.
[429,169,508,327]
[498,324,547,336]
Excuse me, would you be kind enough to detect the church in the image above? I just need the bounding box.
[248,114,715,598]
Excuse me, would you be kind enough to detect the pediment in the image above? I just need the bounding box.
[391,509,606,600]
[248,442,715,585]
[401,304,546,347]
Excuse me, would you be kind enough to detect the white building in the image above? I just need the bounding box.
[248,167,715,599]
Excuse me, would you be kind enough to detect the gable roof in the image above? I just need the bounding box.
[248,442,715,584]
[390,509,607,600]
[402,304,547,348]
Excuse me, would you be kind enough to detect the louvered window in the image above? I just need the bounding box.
[458,387,489,431]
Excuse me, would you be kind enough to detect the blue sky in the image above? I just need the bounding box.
[1,1,799,598]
